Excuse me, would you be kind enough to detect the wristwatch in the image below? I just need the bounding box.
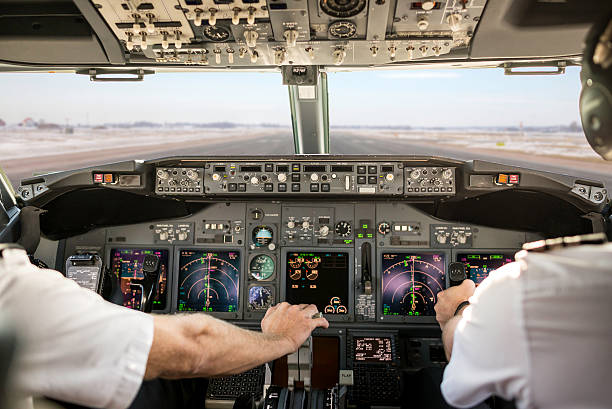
[454,301,470,317]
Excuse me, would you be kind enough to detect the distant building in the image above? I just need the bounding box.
[0,119,5,127]
[37,122,62,130]
[20,117,36,127]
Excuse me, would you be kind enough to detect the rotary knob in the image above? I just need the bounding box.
[319,225,330,236]
[410,169,421,179]
[244,30,258,48]
[287,220,296,229]
[187,170,198,181]
[378,222,390,235]
[310,173,319,182]
[302,221,310,229]
[442,168,453,179]
[417,16,429,31]
[212,173,221,182]
[278,173,287,183]
[335,221,351,237]
[168,179,178,187]
[457,233,467,244]
[159,231,168,241]
[385,173,394,182]
[284,29,298,47]
[178,232,188,241]
[250,176,259,185]
[432,178,442,186]
[436,233,447,244]
[157,169,169,180]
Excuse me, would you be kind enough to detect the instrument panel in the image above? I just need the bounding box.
[64,198,533,324]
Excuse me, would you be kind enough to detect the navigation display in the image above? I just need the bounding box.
[354,337,393,362]
[177,250,240,312]
[456,253,515,285]
[286,252,349,315]
[110,248,169,310]
[381,253,446,317]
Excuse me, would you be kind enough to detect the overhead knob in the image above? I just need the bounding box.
[239,48,247,58]
[187,170,198,180]
[274,49,286,65]
[284,29,299,47]
[278,173,287,183]
[388,46,397,60]
[385,173,394,182]
[447,13,463,32]
[310,173,319,182]
[159,231,168,241]
[287,220,296,229]
[157,169,169,179]
[250,50,258,63]
[406,45,415,59]
[178,232,188,241]
[212,173,221,181]
[302,221,310,229]
[208,9,217,26]
[457,233,467,244]
[250,176,259,185]
[432,45,441,56]
[442,168,453,179]
[306,46,315,60]
[417,17,429,31]
[194,10,203,26]
[232,8,241,25]
[244,30,258,48]
[247,7,256,25]
[333,48,346,66]
[370,46,378,57]
[319,225,330,237]
[436,233,447,244]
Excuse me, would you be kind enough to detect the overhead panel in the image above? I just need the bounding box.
[88,0,489,67]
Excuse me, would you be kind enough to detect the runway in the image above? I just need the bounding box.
[3,131,612,190]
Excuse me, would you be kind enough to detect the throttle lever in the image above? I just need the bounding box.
[448,262,468,287]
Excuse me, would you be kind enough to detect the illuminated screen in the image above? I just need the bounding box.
[177,250,240,312]
[354,337,393,362]
[457,253,515,285]
[286,252,349,314]
[381,253,446,317]
[110,248,169,310]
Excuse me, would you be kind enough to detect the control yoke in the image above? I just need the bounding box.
[130,254,161,313]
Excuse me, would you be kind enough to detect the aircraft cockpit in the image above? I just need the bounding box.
[1,0,612,408]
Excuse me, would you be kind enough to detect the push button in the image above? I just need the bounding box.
[321,183,330,192]
[357,166,366,174]
[278,183,287,192]
[357,176,366,184]
[238,183,247,192]
[291,183,300,192]
[292,174,300,182]
[264,163,274,172]
[228,183,237,192]
[368,176,377,184]
[264,183,274,192]
[310,183,319,192]
[368,165,377,174]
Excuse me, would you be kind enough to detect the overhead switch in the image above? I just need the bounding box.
[247,7,256,25]
[284,29,299,47]
[333,48,346,65]
[244,30,258,48]
[232,8,241,25]
[208,9,217,26]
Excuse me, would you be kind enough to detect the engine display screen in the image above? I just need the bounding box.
[177,250,240,312]
[286,252,349,314]
[456,253,515,285]
[381,253,446,317]
[110,248,169,310]
[354,337,393,362]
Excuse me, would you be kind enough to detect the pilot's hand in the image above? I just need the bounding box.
[434,280,475,330]
[261,302,329,352]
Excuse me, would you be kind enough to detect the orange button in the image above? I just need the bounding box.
[496,174,509,184]
[103,174,114,183]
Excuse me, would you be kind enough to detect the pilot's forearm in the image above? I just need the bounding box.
[441,304,469,361]
[144,314,293,380]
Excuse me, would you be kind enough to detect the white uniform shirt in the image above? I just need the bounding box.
[0,248,154,409]
[441,244,612,409]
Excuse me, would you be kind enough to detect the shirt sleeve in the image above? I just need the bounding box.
[0,249,154,409]
[440,262,530,408]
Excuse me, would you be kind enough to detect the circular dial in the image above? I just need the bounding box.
[248,286,273,310]
[329,21,357,39]
[203,25,231,42]
[320,0,366,18]
[288,256,304,269]
[249,254,275,281]
[335,221,352,237]
[378,222,390,235]
[252,226,273,247]
[304,256,321,269]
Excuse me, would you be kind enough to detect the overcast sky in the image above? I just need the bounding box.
[0,66,582,127]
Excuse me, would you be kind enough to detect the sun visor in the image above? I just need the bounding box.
[0,1,117,65]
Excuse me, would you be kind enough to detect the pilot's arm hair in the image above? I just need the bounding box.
[0,248,328,409]
[434,264,529,408]
[145,302,328,379]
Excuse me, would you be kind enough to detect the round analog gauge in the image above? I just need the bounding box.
[320,0,366,18]
[335,221,352,237]
[305,256,321,269]
[252,226,273,247]
[203,25,231,42]
[306,269,319,281]
[250,254,275,281]
[248,286,273,310]
[329,21,357,39]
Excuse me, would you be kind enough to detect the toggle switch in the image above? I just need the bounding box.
[227,48,235,63]
[244,30,258,47]
[333,48,346,65]
[274,49,286,65]
[174,31,182,49]
[250,50,258,63]
[161,32,169,49]
[370,46,378,57]
[305,46,315,60]
[247,7,256,25]
[140,32,148,49]
[194,9,203,26]
[232,7,241,25]
[214,49,221,64]
[145,13,155,33]
[388,46,397,59]
[208,8,217,26]
[447,13,462,32]
[284,29,298,47]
